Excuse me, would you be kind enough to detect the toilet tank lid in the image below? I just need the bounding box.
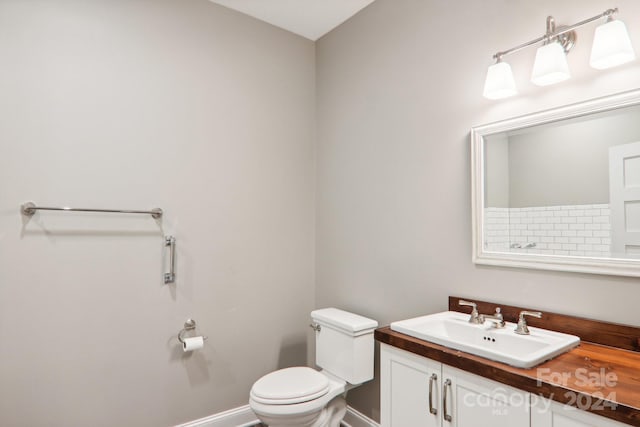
[311,308,378,334]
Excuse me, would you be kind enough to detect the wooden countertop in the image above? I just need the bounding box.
[376,297,640,426]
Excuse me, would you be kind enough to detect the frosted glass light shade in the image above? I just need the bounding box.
[483,61,517,100]
[590,20,635,70]
[531,42,571,86]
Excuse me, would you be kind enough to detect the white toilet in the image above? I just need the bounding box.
[249,308,378,427]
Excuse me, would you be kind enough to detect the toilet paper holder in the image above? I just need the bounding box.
[177,319,208,344]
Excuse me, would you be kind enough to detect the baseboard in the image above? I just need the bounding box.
[175,404,379,427]
[341,406,380,427]
[173,405,259,427]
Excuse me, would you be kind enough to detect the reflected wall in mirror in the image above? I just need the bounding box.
[472,90,640,277]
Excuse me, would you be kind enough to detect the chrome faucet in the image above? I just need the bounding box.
[458,300,484,324]
[483,307,505,328]
[515,310,542,335]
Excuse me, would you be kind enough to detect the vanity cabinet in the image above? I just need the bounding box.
[531,397,627,427]
[381,344,530,427]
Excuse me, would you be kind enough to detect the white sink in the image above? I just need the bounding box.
[390,311,580,368]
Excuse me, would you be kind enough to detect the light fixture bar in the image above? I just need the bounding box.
[493,8,618,60]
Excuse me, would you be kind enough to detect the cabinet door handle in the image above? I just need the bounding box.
[443,378,452,422]
[428,373,438,415]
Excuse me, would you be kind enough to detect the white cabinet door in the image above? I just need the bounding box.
[381,344,442,427]
[531,396,627,427]
[442,365,530,427]
[381,344,530,427]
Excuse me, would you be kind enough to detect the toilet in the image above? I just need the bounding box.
[249,308,378,427]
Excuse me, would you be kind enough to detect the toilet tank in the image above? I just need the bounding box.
[311,308,378,385]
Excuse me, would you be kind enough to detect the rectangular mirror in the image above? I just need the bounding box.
[471,90,640,277]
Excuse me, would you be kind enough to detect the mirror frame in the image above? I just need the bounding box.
[471,89,640,277]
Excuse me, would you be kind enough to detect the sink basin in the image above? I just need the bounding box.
[390,311,580,368]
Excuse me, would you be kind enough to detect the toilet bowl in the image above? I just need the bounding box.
[249,308,378,427]
[250,367,347,427]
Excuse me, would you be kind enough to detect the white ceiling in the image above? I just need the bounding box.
[208,0,376,41]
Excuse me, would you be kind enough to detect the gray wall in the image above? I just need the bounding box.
[0,1,315,426]
[316,0,640,421]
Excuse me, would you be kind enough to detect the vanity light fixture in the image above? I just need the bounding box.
[483,8,635,99]
[483,58,518,99]
[531,40,571,86]
[590,17,636,69]
[531,16,572,87]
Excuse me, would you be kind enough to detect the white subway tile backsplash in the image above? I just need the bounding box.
[484,204,611,256]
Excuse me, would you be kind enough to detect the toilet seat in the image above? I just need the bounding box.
[250,369,347,421]
[251,367,330,405]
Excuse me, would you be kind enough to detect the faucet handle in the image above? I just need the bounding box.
[515,310,542,335]
[458,300,477,309]
[459,300,483,324]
